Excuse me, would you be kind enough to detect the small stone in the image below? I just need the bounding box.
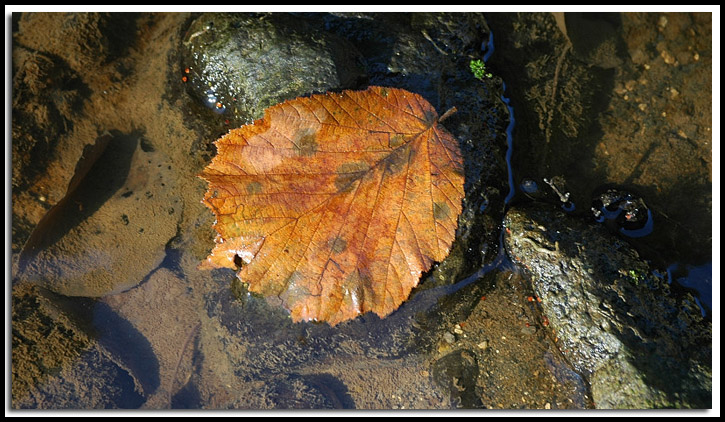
[661,50,676,65]
[443,331,455,344]
[545,402,551,409]
[477,340,489,351]
[638,103,647,111]
[657,15,668,29]
[521,324,537,335]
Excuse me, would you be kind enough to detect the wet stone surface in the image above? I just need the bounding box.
[503,204,711,408]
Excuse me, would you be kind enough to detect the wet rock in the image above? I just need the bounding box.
[182,12,366,125]
[16,130,181,297]
[444,269,593,409]
[503,204,711,408]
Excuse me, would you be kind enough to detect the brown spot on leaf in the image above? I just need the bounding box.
[389,133,407,148]
[246,181,262,194]
[423,109,438,125]
[293,128,318,156]
[383,144,411,175]
[433,201,451,220]
[334,161,370,192]
[328,236,347,254]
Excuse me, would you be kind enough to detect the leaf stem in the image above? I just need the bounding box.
[438,106,458,123]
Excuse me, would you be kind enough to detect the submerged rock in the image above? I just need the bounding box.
[11,283,147,409]
[16,131,181,297]
[432,349,484,408]
[503,204,711,409]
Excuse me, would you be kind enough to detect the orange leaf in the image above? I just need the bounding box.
[200,86,464,325]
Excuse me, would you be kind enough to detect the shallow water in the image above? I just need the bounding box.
[11,11,713,410]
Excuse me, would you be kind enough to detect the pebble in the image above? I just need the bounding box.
[661,49,676,65]
[657,15,668,29]
[521,325,537,335]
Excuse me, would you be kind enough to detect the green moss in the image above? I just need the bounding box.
[469,59,492,80]
[619,268,647,286]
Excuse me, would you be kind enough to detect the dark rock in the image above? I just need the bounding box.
[591,186,653,237]
[182,12,366,125]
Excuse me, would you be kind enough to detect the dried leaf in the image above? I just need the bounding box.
[200,86,464,325]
